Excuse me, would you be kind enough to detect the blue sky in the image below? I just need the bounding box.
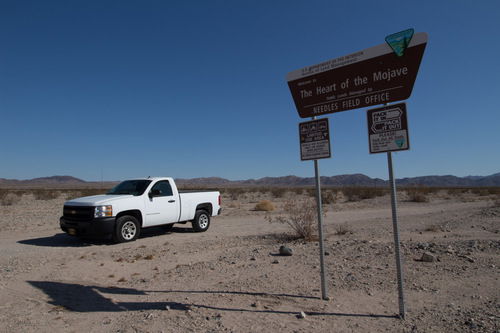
[1,0,499,181]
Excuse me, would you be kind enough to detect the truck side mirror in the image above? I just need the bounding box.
[149,189,161,198]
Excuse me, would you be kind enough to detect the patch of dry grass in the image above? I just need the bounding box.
[334,223,353,235]
[254,200,275,211]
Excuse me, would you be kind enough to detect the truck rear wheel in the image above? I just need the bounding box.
[192,210,210,232]
[113,215,140,243]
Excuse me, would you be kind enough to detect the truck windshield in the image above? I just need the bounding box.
[107,180,152,196]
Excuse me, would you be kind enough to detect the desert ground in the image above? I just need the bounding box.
[0,187,499,333]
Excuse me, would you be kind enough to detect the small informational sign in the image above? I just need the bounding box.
[367,103,409,154]
[299,118,331,161]
[286,32,427,118]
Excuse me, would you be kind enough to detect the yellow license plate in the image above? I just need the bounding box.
[68,228,76,235]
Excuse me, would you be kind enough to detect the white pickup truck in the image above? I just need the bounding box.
[60,177,221,243]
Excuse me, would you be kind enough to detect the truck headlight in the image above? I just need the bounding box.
[94,205,113,218]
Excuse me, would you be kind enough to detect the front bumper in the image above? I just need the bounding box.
[60,216,115,238]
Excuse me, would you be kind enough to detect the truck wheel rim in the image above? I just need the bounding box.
[199,215,209,229]
[122,221,136,240]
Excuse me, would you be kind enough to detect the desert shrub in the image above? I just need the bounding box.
[292,187,303,195]
[0,190,21,206]
[271,188,287,198]
[472,188,490,196]
[321,190,337,204]
[342,187,386,202]
[491,195,500,207]
[33,189,60,200]
[254,200,275,211]
[469,187,500,196]
[334,223,353,235]
[406,188,429,202]
[306,188,316,197]
[447,188,469,196]
[424,224,442,232]
[248,187,264,194]
[266,198,323,241]
[78,188,106,197]
[227,188,245,200]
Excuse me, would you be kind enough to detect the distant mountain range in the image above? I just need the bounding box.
[1,173,498,187]
[176,173,500,187]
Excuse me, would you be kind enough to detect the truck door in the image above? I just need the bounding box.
[143,180,180,227]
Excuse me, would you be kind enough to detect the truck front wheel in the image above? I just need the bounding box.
[192,210,210,232]
[113,215,140,243]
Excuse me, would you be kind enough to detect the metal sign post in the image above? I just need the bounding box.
[298,117,331,300]
[367,103,407,319]
[314,157,328,300]
[387,151,406,319]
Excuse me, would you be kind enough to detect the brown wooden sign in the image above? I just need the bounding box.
[287,32,427,118]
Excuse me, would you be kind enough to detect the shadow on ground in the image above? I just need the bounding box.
[29,280,397,319]
[18,233,106,247]
[18,226,195,247]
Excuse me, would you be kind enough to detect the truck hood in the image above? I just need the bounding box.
[65,194,134,206]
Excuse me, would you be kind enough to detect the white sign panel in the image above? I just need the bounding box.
[299,118,331,160]
[367,103,409,154]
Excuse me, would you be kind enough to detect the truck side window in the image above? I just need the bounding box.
[151,181,173,197]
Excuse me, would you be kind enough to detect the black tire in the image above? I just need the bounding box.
[192,210,210,232]
[113,215,140,243]
[161,223,174,231]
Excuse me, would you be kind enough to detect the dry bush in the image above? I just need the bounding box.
[447,188,470,196]
[469,187,500,196]
[406,188,429,202]
[493,195,500,207]
[424,224,442,232]
[0,190,21,206]
[306,188,316,197]
[227,188,245,200]
[321,190,337,204]
[271,188,287,198]
[403,186,439,195]
[33,189,60,200]
[78,188,106,197]
[266,198,322,241]
[334,223,353,235]
[342,187,386,202]
[292,187,303,195]
[254,200,275,211]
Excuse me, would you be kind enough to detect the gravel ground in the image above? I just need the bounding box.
[0,190,499,332]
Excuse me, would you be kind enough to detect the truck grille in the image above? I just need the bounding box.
[63,206,94,221]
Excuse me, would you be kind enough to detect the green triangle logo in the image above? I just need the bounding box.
[385,29,414,57]
[395,139,405,148]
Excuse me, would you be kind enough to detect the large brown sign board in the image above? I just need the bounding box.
[287,32,427,118]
